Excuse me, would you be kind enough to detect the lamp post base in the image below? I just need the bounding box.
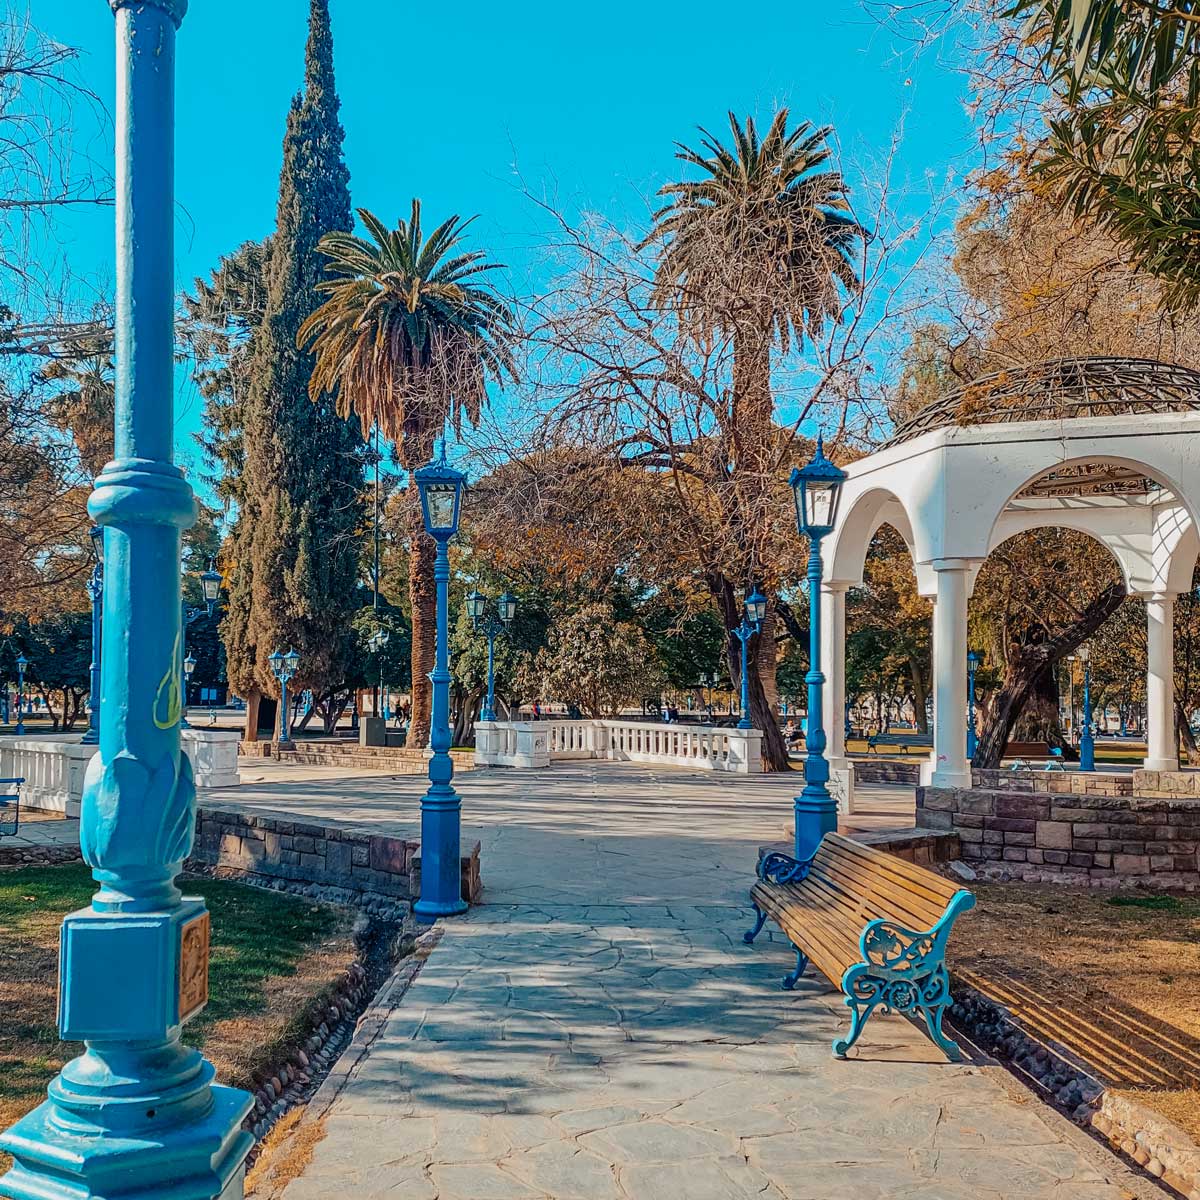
[413,788,468,923]
[1,1082,251,1200]
[793,790,838,861]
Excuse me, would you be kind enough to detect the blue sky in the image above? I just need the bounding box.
[36,0,975,490]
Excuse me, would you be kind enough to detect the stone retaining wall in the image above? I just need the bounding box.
[918,778,1200,883]
[187,806,482,908]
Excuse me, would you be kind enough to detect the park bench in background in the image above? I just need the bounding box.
[744,832,975,1060]
[866,730,933,755]
[0,776,23,837]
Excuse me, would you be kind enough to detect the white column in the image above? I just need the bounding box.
[821,582,848,760]
[928,561,971,788]
[1144,592,1178,771]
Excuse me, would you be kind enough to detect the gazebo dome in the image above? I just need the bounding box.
[885,356,1200,447]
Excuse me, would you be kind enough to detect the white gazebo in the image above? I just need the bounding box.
[820,357,1200,793]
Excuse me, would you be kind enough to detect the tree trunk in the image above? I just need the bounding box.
[758,607,780,714]
[975,582,1125,768]
[1177,698,1197,764]
[405,482,436,750]
[909,657,929,735]
[242,687,261,743]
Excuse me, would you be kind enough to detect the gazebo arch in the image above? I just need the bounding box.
[821,357,1200,806]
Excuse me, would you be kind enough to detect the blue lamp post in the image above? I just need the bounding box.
[732,590,767,730]
[966,648,981,760]
[466,589,517,722]
[414,446,468,921]
[1079,644,1095,772]
[14,653,26,736]
[269,648,300,747]
[82,527,105,745]
[787,435,847,862]
[0,3,253,1195]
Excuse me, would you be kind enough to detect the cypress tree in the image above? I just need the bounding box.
[224,0,365,738]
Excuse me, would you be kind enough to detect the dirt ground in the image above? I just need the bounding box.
[953,881,1200,1138]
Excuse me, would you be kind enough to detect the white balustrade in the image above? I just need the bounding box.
[0,729,242,816]
[475,718,762,774]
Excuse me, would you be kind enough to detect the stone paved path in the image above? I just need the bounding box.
[269,762,1143,1200]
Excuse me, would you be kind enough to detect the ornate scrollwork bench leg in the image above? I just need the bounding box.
[830,897,973,1061]
[745,849,814,946]
[743,904,767,945]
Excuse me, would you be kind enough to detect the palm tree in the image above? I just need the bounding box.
[647,110,863,770]
[650,109,861,422]
[300,202,515,747]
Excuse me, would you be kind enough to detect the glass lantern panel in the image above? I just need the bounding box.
[806,480,835,529]
[424,484,457,532]
[498,592,517,622]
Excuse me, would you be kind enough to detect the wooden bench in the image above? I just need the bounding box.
[744,833,975,1060]
[866,731,933,755]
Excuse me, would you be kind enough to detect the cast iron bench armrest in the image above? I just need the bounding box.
[757,848,816,885]
[856,891,976,976]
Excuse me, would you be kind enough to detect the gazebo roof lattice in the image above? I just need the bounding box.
[885,356,1200,447]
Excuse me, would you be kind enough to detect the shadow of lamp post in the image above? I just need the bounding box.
[788,435,847,861]
[466,589,517,722]
[732,590,767,730]
[1079,644,1095,772]
[413,445,468,921]
[0,2,254,1196]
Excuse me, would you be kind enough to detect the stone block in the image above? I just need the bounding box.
[1073,838,1097,852]
[1075,822,1111,839]
[351,844,369,867]
[1035,821,1072,850]
[1093,852,1112,868]
[979,844,1003,861]
[218,832,242,859]
[298,851,326,875]
[959,792,995,817]
[1044,850,1070,865]
[1002,847,1028,862]
[993,801,1051,820]
[1004,831,1036,847]
[1068,852,1094,868]
[326,841,352,877]
[369,835,409,874]
[919,789,955,811]
[292,834,317,854]
[982,828,1005,845]
[1114,853,1151,875]
[917,808,953,831]
[958,825,984,843]
[986,816,1036,834]
[956,813,984,829]
[1026,848,1044,864]
[1151,855,1175,872]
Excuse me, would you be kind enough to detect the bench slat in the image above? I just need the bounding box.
[820,835,962,905]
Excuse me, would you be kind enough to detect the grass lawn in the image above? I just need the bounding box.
[953,882,1200,1138]
[0,864,357,1156]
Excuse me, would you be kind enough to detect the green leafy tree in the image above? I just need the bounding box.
[527,601,665,718]
[11,612,91,730]
[223,0,366,739]
[299,202,516,747]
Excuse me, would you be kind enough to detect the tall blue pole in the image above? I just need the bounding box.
[81,563,103,745]
[733,620,755,730]
[793,534,837,861]
[966,655,978,760]
[483,627,498,722]
[14,663,24,736]
[0,3,253,1195]
[414,536,467,920]
[1080,661,1095,772]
